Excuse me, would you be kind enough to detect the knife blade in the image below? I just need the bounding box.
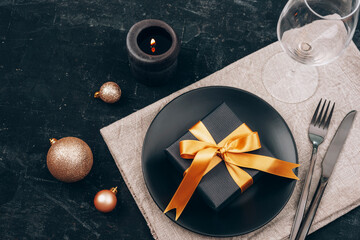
[322,110,357,179]
[295,110,357,240]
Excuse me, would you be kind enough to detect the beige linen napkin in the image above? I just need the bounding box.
[100,41,360,240]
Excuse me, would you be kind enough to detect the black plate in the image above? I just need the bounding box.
[142,86,298,237]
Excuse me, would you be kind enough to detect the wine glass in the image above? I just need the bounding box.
[262,0,360,103]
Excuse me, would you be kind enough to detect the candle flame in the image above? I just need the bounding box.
[150,38,156,46]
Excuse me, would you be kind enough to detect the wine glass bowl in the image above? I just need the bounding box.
[262,0,360,103]
[278,0,360,66]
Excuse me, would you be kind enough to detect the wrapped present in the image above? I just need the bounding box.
[164,103,299,220]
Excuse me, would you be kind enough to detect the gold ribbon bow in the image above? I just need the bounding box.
[164,121,300,220]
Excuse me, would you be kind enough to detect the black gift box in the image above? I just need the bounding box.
[165,103,276,210]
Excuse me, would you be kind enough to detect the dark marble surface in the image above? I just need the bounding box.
[0,0,359,239]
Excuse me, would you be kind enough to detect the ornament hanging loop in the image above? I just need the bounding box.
[110,187,118,194]
[49,138,58,145]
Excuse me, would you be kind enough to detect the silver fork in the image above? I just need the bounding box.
[289,99,335,240]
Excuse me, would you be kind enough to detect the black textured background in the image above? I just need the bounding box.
[0,0,359,239]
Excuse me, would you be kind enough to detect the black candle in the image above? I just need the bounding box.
[126,19,180,86]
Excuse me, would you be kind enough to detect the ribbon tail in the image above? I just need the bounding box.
[226,153,300,180]
[183,155,222,177]
[164,147,218,220]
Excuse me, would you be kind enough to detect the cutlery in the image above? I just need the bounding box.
[295,110,357,240]
[290,99,335,240]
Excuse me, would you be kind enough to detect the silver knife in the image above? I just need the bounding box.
[295,110,357,240]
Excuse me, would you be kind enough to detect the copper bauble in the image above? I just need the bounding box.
[47,137,93,183]
[94,187,118,213]
[94,81,121,103]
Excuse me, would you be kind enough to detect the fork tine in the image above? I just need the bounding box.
[315,99,326,126]
[324,102,335,129]
[319,101,331,128]
[311,99,322,125]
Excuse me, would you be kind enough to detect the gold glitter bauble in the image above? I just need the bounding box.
[94,81,121,103]
[47,137,93,183]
